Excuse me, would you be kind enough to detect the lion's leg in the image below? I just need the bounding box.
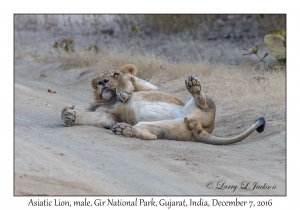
[112,119,195,141]
[116,74,135,103]
[116,74,159,103]
[61,105,118,128]
[185,75,208,111]
[112,122,157,140]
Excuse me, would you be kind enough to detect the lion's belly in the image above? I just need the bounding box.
[134,102,183,123]
[114,93,184,125]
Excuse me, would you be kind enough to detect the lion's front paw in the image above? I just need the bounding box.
[61,105,76,127]
[112,122,133,137]
[117,90,132,103]
[185,75,201,94]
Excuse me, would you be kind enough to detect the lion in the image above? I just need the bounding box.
[61,64,265,145]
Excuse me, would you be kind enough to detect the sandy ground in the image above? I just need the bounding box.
[14,57,286,196]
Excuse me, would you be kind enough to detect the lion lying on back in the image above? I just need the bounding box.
[61,64,265,145]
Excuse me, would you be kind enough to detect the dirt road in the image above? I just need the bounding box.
[14,58,285,195]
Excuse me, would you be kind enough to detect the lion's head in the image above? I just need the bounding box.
[91,64,137,103]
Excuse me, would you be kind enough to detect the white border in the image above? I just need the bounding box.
[4,0,296,209]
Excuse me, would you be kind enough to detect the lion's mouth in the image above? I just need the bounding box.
[98,87,116,100]
[97,85,104,99]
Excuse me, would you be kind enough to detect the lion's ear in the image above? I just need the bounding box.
[91,75,100,89]
[120,64,137,75]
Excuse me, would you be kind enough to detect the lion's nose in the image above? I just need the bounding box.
[98,80,104,86]
[98,79,109,86]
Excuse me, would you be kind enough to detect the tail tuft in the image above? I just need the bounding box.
[255,117,266,133]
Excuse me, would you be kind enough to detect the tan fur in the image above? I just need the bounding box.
[91,72,118,102]
[119,64,137,75]
[91,64,158,103]
[139,91,184,106]
[61,65,265,144]
[91,75,100,90]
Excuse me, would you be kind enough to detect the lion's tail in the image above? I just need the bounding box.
[198,117,266,145]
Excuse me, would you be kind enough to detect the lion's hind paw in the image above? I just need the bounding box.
[185,75,201,95]
[112,122,133,137]
[184,117,202,136]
